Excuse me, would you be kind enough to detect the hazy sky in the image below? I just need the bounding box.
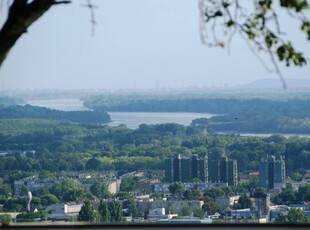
[0,0,309,90]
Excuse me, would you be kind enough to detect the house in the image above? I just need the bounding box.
[45,202,83,219]
[153,182,228,194]
[221,208,254,220]
[13,176,62,196]
[154,183,170,193]
[215,196,240,209]
[137,198,203,215]
[137,178,160,194]
[302,172,310,182]
[106,179,121,194]
[268,205,290,222]
[147,208,178,220]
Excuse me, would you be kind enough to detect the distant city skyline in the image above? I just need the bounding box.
[0,0,309,90]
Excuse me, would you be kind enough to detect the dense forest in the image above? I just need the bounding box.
[0,104,110,124]
[83,95,310,134]
[0,119,309,177]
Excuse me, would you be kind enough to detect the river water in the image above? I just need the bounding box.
[26,98,310,137]
[107,112,214,129]
[26,98,91,111]
[26,98,215,129]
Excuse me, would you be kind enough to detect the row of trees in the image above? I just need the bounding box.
[78,200,123,223]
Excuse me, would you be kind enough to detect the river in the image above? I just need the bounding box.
[26,98,215,129]
[26,98,91,111]
[26,98,310,137]
[107,112,214,129]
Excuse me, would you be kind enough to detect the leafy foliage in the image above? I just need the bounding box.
[275,207,309,223]
[49,178,88,202]
[0,214,12,225]
[16,211,48,222]
[199,0,309,77]
[108,201,123,223]
[271,183,310,205]
[168,182,185,196]
[120,177,137,192]
[0,119,310,176]
[98,201,111,223]
[78,200,95,222]
[202,195,221,215]
[234,194,252,209]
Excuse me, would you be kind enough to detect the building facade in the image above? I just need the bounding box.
[165,154,237,186]
[164,154,208,183]
[137,198,204,215]
[208,156,238,186]
[259,156,285,190]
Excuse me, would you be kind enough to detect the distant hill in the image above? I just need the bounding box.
[238,78,310,89]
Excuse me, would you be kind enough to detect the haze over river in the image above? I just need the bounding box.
[26,98,215,129]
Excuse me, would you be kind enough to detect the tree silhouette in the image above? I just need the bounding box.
[0,0,70,67]
[77,200,95,222]
[168,181,185,196]
[98,200,111,223]
[108,200,123,223]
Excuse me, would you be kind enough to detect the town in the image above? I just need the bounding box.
[1,149,309,225]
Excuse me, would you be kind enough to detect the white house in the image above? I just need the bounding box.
[45,202,83,218]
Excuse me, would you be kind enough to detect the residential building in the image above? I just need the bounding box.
[14,177,57,196]
[14,176,121,197]
[106,179,121,194]
[137,178,160,194]
[302,172,310,182]
[147,208,178,220]
[259,156,285,190]
[154,182,228,194]
[268,205,290,222]
[208,156,238,186]
[45,202,84,219]
[227,208,254,219]
[215,196,240,209]
[137,198,204,215]
[164,154,208,183]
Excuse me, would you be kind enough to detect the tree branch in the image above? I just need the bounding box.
[53,1,71,5]
[0,0,71,68]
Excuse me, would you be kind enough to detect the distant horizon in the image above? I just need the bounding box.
[1,1,309,91]
[2,77,310,93]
